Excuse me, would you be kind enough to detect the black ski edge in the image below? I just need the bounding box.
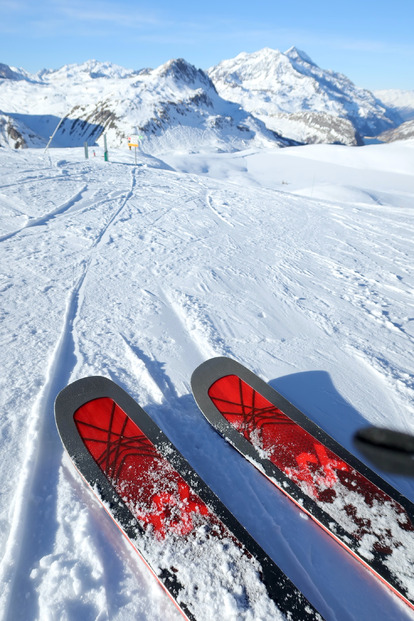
[354,427,414,476]
[190,356,414,607]
[55,376,322,621]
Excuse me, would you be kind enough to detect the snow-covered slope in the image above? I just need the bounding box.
[0,140,413,620]
[375,89,414,122]
[0,58,289,153]
[208,47,400,143]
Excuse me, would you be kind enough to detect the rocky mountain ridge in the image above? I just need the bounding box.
[0,57,291,152]
[0,50,406,151]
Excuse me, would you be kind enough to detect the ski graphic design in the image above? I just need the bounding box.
[191,357,414,611]
[55,376,322,621]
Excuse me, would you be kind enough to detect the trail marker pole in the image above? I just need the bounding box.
[128,134,144,165]
[104,134,109,161]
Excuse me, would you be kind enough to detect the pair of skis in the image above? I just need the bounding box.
[55,357,414,619]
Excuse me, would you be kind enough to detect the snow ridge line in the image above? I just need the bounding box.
[0,168,137,620]
[0,184,87,242]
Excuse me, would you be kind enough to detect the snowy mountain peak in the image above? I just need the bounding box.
[208,47,318,86]
[38,59,136,82]
[241,47,283,62]
[155,58,214,90]
[208,48,291,88]
[209,48,400,139]
[284,46,316,66]
[0,62,31,81]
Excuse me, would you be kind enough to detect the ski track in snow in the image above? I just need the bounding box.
[0,143,414,620]
[0,185,88,242]
[0,164,144,620]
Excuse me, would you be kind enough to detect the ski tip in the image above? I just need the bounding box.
[55,376,109,418]
[354,427,414,476]
[190,356,249,389]
[54,376,115,456]
[191,356,234,376]
[56,375,114,398]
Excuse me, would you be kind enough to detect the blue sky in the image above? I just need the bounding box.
[1,0,413,90]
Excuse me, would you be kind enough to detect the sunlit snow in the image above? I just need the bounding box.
[0,139,413,620]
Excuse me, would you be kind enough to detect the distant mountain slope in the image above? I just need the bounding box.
[0,63,32,81]
[37,59,138,81]
[0,58,292,152]
[374,89,414,122]
[377,119,414,142]
[208,48,401,144]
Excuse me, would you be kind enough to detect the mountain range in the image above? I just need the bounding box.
[0,49,411,152]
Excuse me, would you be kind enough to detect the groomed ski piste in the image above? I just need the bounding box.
[0,138,413,620]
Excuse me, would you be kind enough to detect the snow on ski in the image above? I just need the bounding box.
[55,376,322,621]
[191,357,414,611]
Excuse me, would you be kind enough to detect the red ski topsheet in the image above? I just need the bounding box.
[74,397,214,540]
[56,376,323,621]
[208,375,413,556]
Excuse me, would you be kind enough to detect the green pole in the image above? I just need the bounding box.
[104,134,109,162]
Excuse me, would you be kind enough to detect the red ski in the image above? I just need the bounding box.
[55,376,322,621]
[191,357,414,611]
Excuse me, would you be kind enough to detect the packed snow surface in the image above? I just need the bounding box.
[0,139,414,620]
